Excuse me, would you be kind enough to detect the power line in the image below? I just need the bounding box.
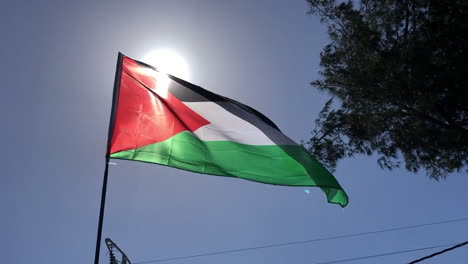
[312,242,464,264]
[407,240,468,264]
[133,217,468,263]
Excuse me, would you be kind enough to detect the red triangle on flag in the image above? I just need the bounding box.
[109,57,210,154]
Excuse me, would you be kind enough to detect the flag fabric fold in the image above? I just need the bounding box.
[108,53,348,207]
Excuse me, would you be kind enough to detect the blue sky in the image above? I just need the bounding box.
[2,1,467,263]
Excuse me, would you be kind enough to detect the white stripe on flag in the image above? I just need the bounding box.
[185,102,297,146]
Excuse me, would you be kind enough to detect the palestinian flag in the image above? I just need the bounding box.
[107,53,348,207]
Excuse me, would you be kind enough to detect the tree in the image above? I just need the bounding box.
[305,0,468,179]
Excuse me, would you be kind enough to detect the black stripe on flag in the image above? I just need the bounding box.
[134,59,281,131]
[168,75,281,132]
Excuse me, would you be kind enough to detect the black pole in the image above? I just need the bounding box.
[94,52,124,264]
[94,159,110,264]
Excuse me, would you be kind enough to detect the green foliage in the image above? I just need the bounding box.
[306,0,468,178]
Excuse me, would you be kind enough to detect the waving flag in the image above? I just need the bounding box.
[108,53,348,207]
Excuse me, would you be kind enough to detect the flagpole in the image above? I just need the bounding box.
[94,52,123,264]
[94,159,110,264]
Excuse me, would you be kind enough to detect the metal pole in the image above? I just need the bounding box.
[94,52,123,264]
[94,159,110,264]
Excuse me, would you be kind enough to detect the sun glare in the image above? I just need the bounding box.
[142,49,190,80]
[140,49,190,98]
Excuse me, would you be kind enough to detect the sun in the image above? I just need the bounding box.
[142,49,190,80]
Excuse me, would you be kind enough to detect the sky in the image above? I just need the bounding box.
[1,1,467,263]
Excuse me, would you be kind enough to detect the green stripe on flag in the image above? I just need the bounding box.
[110,131,348,207]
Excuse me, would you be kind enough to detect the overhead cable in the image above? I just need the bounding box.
[407,240,468,264]
[312,242,463,264]
[133,217,468,263]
